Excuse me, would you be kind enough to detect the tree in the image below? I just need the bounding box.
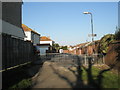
[52,43,60,52]
[98,34,115,55]
[60,46,68,50]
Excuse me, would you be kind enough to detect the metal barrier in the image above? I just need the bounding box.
[80,54,105,65]
[40,53,105,67]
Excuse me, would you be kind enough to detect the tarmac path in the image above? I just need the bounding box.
[31,54,89,88]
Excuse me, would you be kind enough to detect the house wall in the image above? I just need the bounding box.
[39,45,50,55]
[87,46,93,55]
[40,41,53,46]
[0,1,25,39]
[1,20,25,39]
[2,2,22,28]
[79,49,82,55]
[63,50,69,53]
[24,31,40,45]
[76,48,80,55]
[33,33,40,45]
[24,31,31,41]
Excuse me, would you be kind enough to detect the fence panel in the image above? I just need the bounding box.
[2,34,34,70]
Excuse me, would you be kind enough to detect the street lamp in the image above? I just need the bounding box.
[83,12,94,42]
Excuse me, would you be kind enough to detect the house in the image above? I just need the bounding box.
[40,36,54,46]
[22,24,40,45]
[76,40,100,55]
[67,45,75,51]
[39,36,54,55]
[0,0,25,39]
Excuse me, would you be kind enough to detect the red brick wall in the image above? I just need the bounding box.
[63,50,69,53]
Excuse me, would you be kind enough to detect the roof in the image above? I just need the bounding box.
[40,36,52,41]
[22,24,40,35]
[75,42,88,47]
[75,40,100,48]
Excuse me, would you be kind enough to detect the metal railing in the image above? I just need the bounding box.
[80,53,105,65]
[40,53,105,67]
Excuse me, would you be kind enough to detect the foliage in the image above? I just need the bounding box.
[52,43,60,52]
[53,43,60,49]
[60,46,68,50]
[99,34,115,54]
[115,28,120,40]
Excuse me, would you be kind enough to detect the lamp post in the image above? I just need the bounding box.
[83,12,94,42]
[83,12,97,55]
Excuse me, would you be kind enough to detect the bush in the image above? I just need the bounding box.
[99,34,115,54]
[60,46,68,50]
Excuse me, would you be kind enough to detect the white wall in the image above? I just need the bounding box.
[1,20,25,39]
[24,31,40,45]
[24,31,31,41]
[40,41,53,46]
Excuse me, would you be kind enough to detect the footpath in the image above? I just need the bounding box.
[31,61,86,88]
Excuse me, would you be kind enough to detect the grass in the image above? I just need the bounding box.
[9,78,32,89]
[101,70,119,88]
[81,65,120,88]
[5,63,120,89]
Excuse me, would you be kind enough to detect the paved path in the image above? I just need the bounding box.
[31,54,89,88]
[29,53,110,88]
[32,61,77,88]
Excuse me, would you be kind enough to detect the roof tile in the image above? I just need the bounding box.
[22,24,40,35]
[40,36,52,41]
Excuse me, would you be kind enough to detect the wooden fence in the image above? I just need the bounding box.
[2,34,34,70]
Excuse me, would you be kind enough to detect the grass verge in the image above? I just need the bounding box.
[81,65,120,88]
[9,78,32,89]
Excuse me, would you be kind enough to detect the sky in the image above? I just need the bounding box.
[22,2,118,46]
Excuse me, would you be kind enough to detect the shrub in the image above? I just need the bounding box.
[98,34,115,54]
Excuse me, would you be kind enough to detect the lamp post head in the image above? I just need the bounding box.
[83,12,91,14]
